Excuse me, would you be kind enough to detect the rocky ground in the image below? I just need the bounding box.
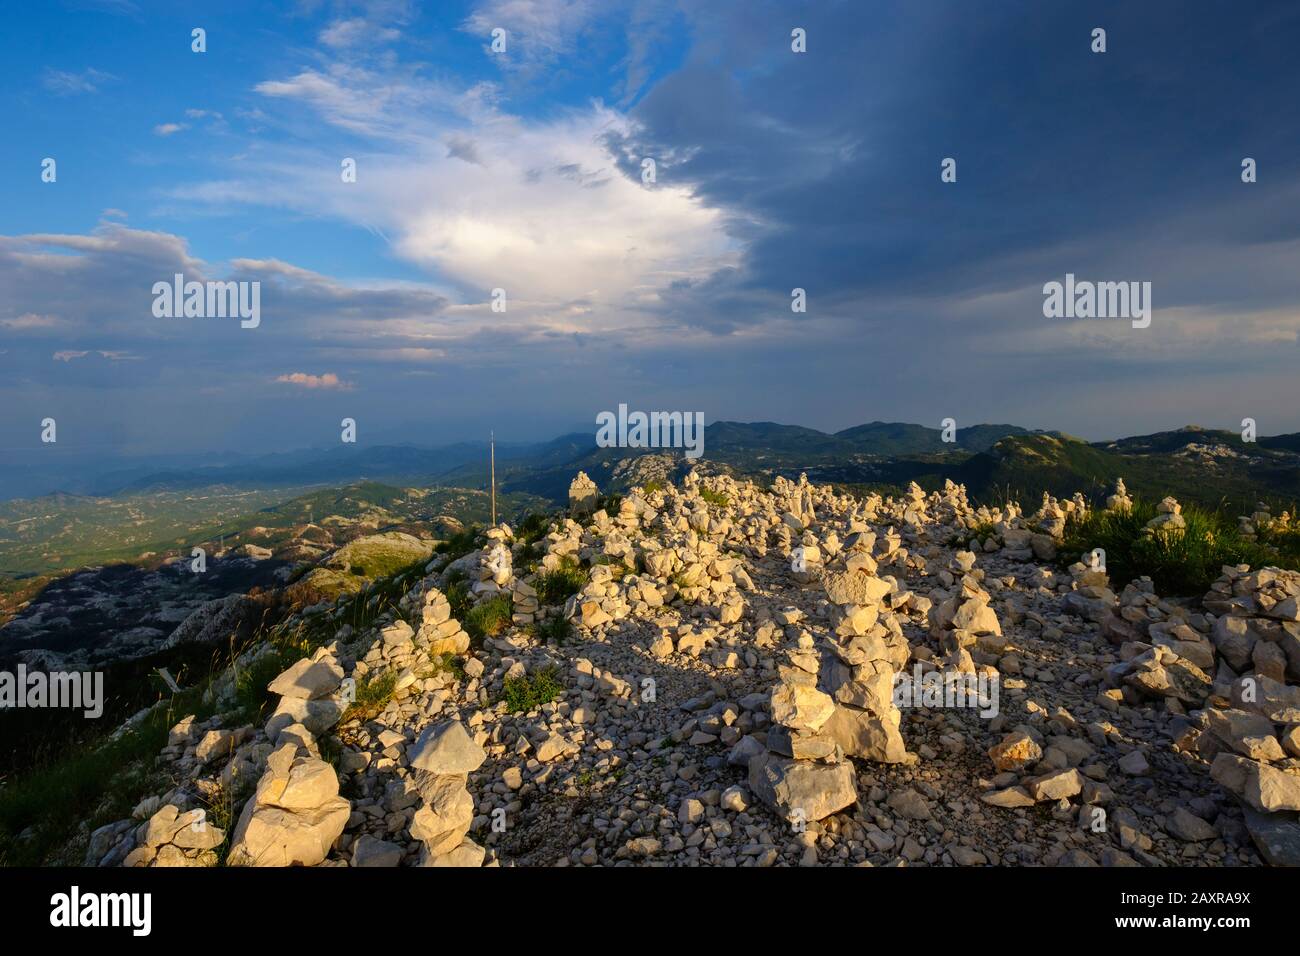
[85,470,1300,867]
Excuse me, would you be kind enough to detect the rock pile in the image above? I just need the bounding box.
[1145,496,1186,534]
[1196,567,1300,863]
[125,805,225,867]
[1062,554,1118,623]
[407,720,488,866]
[748,643,858,825]
[1106,478,1133,513]
[568,472,599,517]
[473,527,515,598]
[228,742,351,866]
[228,647,352,866]
[411,585,471,656]
[929,568,1002,676]
[819,554,909,763]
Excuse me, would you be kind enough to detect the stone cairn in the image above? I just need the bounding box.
[1106,477,1133,512]
[473,526,514,598]
[747,637,858,826]
[406,719,488,866]
[227,648,352,866]
[928,562,1003,677]
[818,547,910,764]
[568,471,599,517]
[413,584,471,657]
[1091,562,1300,863]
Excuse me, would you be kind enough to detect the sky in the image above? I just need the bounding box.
[1,0,1299,465]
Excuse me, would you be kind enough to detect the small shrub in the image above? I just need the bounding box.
[425,652,466,681]
[233,645,303,725]
[1258,522,1300,565]
[500,667,564,713]
[641,479,665,495]
[514,539,542,574]
[591,554,629,579]
[516,512,552,545]
[1060,499,1285,596]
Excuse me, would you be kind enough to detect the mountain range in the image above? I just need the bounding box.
[8,421,1300,513]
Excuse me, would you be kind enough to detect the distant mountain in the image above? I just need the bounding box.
[834,421,1030,455]
[945,431,1300,510]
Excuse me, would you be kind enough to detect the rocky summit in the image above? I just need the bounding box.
[65,470,1300,870]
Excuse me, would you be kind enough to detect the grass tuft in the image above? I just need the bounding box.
[699,487,729,508]
[500,667,564,713]
[464,594,513,642]
[536,556,586,606]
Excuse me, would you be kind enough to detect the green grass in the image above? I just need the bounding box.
[1060,498,1298,596]
[591,554,630,580]
[593,494,623,516]
[463,594,514,642]
[0,547,441,866]
[641,479,666,495]
[516,512,552,545]
[500,667,564,713]
[197,776,253,867]
[0,679,216,866]
[435,526,481,560]
[1258,521,1300,565]
[442,570,473,621]
[425,652,466,682]
[342,670,398,724]
[530,615,573,645]
[699,487,729,508]
[536,556,586,606]
[231,644,304,725]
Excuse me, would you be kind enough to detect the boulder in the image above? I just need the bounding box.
[747,752,857,823]
[408,720,487,775]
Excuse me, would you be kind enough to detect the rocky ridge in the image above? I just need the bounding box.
[84,472,1300,867]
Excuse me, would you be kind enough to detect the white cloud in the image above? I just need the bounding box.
[276,371,354,389]
[463,0,598,65]
[320,17,400,48]
[1,313,69,332]
[153,123,187,136]
[198,60,739,340]
[42,67,115,95]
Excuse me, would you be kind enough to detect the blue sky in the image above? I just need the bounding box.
[2,0,1299,465]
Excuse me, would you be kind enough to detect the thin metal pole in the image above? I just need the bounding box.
[490,431,497,527]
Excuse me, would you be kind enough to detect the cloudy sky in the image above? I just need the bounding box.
[2,0,1298,464]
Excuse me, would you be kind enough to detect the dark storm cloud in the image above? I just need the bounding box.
[615,0,1300,312]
